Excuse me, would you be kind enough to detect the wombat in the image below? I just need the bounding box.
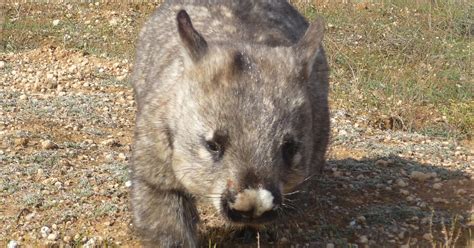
[130,0,329,247]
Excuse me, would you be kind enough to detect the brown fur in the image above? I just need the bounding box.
[130,1,329,247]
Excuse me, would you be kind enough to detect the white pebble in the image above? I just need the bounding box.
[47,233,58,241]
[40,226,51,238]
[7,240,19,248]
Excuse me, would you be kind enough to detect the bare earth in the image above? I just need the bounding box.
[1,2,473,248]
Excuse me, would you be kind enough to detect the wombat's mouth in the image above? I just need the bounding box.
[220,187,282,224]
[221,200,279,224]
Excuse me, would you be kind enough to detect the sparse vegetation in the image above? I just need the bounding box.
[1,1,472,247]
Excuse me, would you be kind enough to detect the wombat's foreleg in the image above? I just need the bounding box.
[131,179,199,248]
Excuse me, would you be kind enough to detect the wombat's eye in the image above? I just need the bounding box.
[282,138,298,165]
[205,140,223,159]
[206,140,220,153]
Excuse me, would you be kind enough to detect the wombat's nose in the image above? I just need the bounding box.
[226,188,281,221]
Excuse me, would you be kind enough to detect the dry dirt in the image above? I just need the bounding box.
[1,2,473,248]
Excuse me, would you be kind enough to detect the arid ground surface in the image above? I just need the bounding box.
[1,1,473,247]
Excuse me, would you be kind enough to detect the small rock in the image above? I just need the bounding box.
[19,94,28,100]
[63,236,72,243]
[25,212,36,221]
[101,138,120,147]
[40,226,51,238]
[356,215,366,224]
[125,180,132,187]
[14,137,29,147]
[358,235,368,244]
[109,17,119,26]
[118,152,127,161]
[396,179,408,187]
[83,237,97,248]
[37,168,44,176]
[432,183,442,189]
[0,60,5,69]
[74,234,81,241]
[400,189,410,195]
[104,153,115,161]
[7,240,19,248]
[52,19,60,26]
[41,140,58,150]
[410,171,432,181]
[326,243,335,248]
[338,129,348,136]
[375,159,390,166]
[423,233,432,240]
[456,189,466,195]
[47,233,58,241]
[400,245,409,248]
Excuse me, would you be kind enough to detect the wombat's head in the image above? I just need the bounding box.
[170,10,327,225]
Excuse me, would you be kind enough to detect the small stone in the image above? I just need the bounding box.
[400,245,409,248]
[375,159,389,166]
[356,215,366,224]
[410,171,432,181]
[7,240,19,248]
[358,235,368,244]
[125,180,132,187]
[83,237,97,248]
[432,183,442,189]
[63,235,71,243]
[104,153,115,161]
[54,182,62,188]
[423,233,432,240]
[37,168,44,176]
[326,243,335,248]
[456,189,466,195]
[338,129,348,136]
[52,19,60,26]
[101,138,120,147]
[0,60,5,69]
[118,153,127,161]
[19,94,28,100]
[14,137,29,147]
[400,189,410,195]
[25,212,36,221]
[41,140,58,150]
[47,233,58,241]
[396,179,408,187]
[40,226,51,238]
[109,17,119,26]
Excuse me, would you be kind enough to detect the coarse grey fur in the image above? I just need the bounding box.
[130,0,329,247]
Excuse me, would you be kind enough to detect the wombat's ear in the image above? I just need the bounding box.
[177,10,208,63]
[294,17,325,78]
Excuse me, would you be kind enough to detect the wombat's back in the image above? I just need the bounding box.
[131,0,309,108]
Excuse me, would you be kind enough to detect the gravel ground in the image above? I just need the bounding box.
[1,3,473,248]
[1,46,472,247]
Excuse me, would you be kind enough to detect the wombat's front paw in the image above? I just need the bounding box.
[131,180,198,248]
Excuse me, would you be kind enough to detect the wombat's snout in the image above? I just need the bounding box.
[222,187,282,224]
